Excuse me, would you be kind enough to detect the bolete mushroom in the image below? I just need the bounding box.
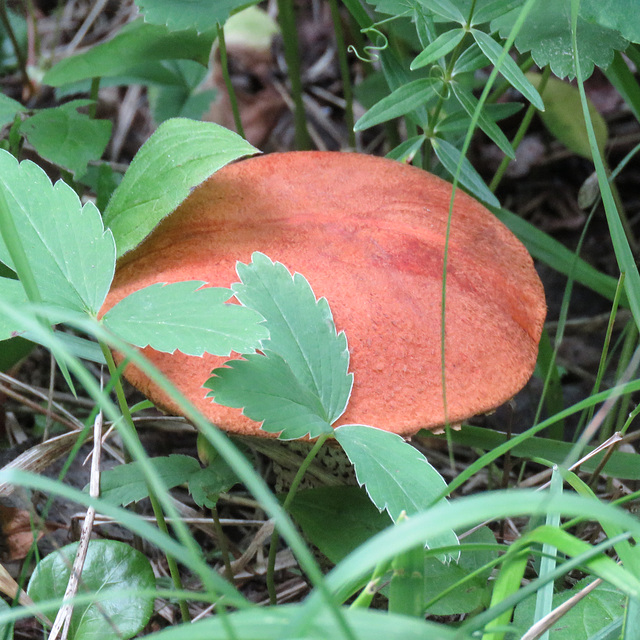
[101,151,546,437]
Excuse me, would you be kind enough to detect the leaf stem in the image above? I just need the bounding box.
[266,432,332,604]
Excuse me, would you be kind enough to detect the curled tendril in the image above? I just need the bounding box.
[347,26,389,63]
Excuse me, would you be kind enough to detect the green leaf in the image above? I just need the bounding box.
[430,137,500,207]
[0,150,116,314]
[135,0,258,33]
[43,19,216,86]
[135,605,460,640]
[471,29,544,110]
[354,78,439,131]
[416,0,465,23]
[527,71,607,159]
[471,0,523,25]
[0,276,28,339]
[512,577,626,639]
[410,28,466,70]
[581,0,640,45]
[450,83,516,158]
[208,351,334,439]
[27,540,156,640]
[231,252,353,424]
[0,93,25,127]
[334,424,459,556]
[424,527,498,615]
[103,118,258,257]
[385,134,426,162]
[189,457,240,508]
[288,486,392,564]
[101,281,268,356]
[21,102,112,176]
[99,454,201,506]
[491,0,628,80]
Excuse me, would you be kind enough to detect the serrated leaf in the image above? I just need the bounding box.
[207,351,333,439]
[27,540,155,640]
[0,150,116,314]
[471,29,544,110]
[0,93,25,127]
[135,0,258,33]
[99,454,201,506]
[450,83,516,158]
[334,424,458,557]
[189,457,239,508]
[581,0,640,44]
[364,0,419,16]
[491,0,628,80]
[354,77,439,131]
[470,0,523,25]
[411,28,466,70]
[231,252,353,424]
[101,281,268,356]
[103,118,258,257]
[430,137,500,207]
[21,102,112,176]
[43,19,216,86]
[0,277,28,340]
[527,72,607,159]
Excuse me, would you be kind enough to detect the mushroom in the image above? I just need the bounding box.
[100,151,546,437]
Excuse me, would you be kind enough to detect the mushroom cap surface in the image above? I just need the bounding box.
[101,151,546,437]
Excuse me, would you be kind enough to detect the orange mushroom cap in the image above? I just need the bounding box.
[101,151,546,437]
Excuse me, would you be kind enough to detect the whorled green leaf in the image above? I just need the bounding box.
[231,253,353,425]
[101,281,268,356]
[410,28,466,70]
[491,0,628,80]
[99,454,201,506]
[0,93,25,127]
[527,71,607,159]
[430,137,500,207]
[470,0,523,25]
[354,78,439,131]
[208,350,333,439]
[21,101,112,176]
[43,19,216,86]
[135,0,259,33]
[386,134,426,162]
[416,0,465,23]
[103,118,258,257]
[27,540,156,640]
[471,29,544,110]
[334,424,459,557]
[0,149,116,314]
[450,83,515,158]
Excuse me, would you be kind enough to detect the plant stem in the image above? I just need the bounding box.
[328,0,355,148]
[212,505,235,584]
[276,0,312,149]
[89,77,100,119]
[266,432,332,604]
[0,0,30,92]
[489,65,550,192]
[216,23,245,139]
[99,343,191,624]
